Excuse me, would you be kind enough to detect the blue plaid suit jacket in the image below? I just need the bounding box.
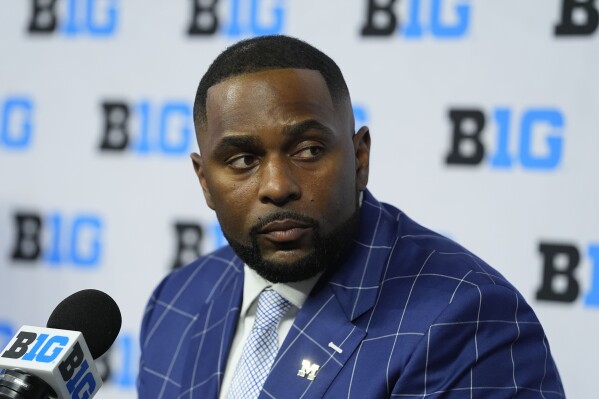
[138,191,565,398]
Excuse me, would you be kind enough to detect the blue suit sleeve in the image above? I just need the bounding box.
[391,284,565,398]
[137,274,170,398]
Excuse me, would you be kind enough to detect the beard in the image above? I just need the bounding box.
[223,207,360,283]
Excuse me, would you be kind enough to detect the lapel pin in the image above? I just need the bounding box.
[328,342,343,354]
[297,359,320,381]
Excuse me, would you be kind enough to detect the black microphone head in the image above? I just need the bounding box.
[46,289,122,359]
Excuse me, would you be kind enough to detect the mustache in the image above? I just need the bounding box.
[250,211,320,236]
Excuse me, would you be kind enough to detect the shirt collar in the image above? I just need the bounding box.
[241,265,322,316]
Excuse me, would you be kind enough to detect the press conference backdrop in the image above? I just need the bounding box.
[1,0,597,397]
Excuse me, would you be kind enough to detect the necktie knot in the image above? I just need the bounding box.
[253,289,292,331]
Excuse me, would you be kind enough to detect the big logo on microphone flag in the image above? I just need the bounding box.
[0,326,102,399]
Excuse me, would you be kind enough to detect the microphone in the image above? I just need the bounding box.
[0,289,122,399]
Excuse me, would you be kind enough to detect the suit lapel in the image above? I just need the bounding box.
[180,256,244,398]
[259,282,366,398]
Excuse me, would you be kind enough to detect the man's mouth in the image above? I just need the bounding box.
[257,219,313,243]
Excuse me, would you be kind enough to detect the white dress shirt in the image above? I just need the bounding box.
[219,265,321,398]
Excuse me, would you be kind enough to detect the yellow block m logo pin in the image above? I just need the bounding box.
[297,359,320,381]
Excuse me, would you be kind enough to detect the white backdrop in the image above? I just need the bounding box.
[1,1,597,397]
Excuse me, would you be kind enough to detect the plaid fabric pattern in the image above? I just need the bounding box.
[228,289,292,398]
[138,190,565,399]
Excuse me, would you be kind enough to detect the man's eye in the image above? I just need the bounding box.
[294,146,323,159]
[227,155,258,169]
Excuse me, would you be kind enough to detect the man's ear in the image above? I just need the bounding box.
[190,152,215,210]
[353,126,371,191]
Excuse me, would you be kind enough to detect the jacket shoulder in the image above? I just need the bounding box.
[389,208,515,290]
[156,245,240,301]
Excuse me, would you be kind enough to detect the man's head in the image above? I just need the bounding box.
[193,35,353,134]
[191,35,370,283]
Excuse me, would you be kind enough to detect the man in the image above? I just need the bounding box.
[138,35,564,398]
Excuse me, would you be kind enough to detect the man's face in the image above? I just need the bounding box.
[192,68,370,283]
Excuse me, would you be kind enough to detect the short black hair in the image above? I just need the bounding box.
[193,35,351,132]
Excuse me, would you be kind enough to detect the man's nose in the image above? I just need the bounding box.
[258,156,301,206]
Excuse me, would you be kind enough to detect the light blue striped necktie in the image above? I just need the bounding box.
[228,289,292,399]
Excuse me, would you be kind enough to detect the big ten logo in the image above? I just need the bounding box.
[353,104,369,129]
[10,211,103,268]
[1,330,99,398]
[1,96,34,150]
[27,0,119,37]
[0,321,137,390]
[187,0,287,37]
[445,107,565,170]
[360,0,471,39]
[555,0,598,36]
[1,331,70,363]
[96,332,138,389]
[98,100,194,156]
[537,242,599,307]
[171,220,226,269]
